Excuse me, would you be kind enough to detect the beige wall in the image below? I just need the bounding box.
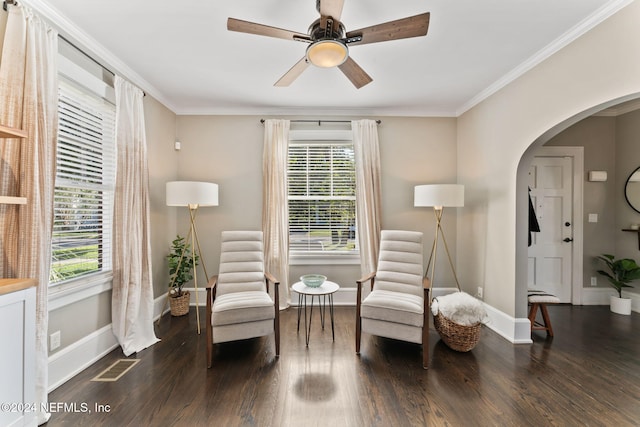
[145,95,179,298]
[175,115,458,290]
[458,1,640,317]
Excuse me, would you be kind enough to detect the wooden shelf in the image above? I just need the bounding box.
[0,196,27,205]
[0,124,27,139]
[0,125,27,203]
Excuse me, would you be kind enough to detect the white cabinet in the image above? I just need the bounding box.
[0,279,37,427]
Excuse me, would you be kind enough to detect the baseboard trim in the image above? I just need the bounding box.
[49,294,169,392]
[482,303,532,344]
[582,288,640,313]
[48,324,118,392]
[581,287,617,305]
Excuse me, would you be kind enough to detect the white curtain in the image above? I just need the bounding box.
[0,5,57,425]
[112,75,159,355]
[262,119,290,309]
[352,119,382,275]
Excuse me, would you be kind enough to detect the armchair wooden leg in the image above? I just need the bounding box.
[274,282,280,357]
[274,307,280,357]
[355,282,363,354]
[422,287,430,369]
[356,316,362,354]
[422,327,429,370]
[206,287,213,368]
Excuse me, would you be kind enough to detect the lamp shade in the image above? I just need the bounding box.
[166,181,219,207]
[414,184,464,208]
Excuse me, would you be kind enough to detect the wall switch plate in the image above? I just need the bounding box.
[174,141,181,151]
[590,277,597,286]
[588,213,598,223]
[50,331,61,351]
[477,287,483,298]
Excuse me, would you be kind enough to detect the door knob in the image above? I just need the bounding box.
[565,222,571,227]
[563,237,573,242]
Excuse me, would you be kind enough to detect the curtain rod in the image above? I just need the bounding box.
[260,119,381,125]
[4,1,146,97]
[59,35,115,78]
[4,1,116,79]
[59,35,145,96]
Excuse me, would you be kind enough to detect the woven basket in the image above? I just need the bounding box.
[433,312,481,352]
[169,290,190,316]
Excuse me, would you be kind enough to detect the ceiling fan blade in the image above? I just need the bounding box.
[274,57,310,87]
[319,0,345,21]
[228,18,312,42]
[345,12,430,46]
[338,57,373,89]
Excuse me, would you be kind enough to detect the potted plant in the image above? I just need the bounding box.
[167,235,199,316]
[596,254,640,315]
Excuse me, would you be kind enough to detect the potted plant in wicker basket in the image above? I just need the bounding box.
[596,254,640,315]
[167,235,199,316]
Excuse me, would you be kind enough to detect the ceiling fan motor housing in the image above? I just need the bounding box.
[308,18,345,41]
[306,18,349,68]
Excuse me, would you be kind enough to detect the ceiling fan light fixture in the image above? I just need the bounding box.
[306,40,348,68]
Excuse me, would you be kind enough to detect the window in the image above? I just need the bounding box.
[288,130,357,258]
[49,76,116,285]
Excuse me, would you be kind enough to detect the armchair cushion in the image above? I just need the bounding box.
[361,289,424,327]
[212,290,275,326]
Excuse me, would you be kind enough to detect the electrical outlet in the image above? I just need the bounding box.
[591,276,597,287]
[50,331,61,351]
[477,287,483,298]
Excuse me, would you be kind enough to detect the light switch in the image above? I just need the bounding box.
[588,213,598,223]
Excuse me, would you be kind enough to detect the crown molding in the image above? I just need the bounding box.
[173,106,457,118]
[455,0,634,117]
[20,0,178,113]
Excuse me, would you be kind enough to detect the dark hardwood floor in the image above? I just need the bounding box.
[46,304,640,426]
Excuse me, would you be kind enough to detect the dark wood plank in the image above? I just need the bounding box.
[47,305,640,426]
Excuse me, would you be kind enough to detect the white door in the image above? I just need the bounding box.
[527,156,573,302]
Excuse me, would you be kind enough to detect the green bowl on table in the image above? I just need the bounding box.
[300,274,326,288]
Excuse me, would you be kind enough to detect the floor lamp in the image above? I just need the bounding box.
[164,181,218,334]
[414,184,464,292]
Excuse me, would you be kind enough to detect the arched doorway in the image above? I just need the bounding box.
[515,94,640,319]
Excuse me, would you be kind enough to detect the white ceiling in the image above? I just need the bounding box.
[29,0,628,116]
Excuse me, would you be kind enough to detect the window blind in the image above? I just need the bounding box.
[288,142,357,253]
[50,77,116,284]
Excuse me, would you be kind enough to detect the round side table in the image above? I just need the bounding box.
[291,280,340,346]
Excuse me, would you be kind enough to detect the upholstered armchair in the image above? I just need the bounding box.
[206,231,280,368]
[355,230,431,369]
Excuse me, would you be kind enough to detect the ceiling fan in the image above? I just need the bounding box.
[227,0,430,89]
